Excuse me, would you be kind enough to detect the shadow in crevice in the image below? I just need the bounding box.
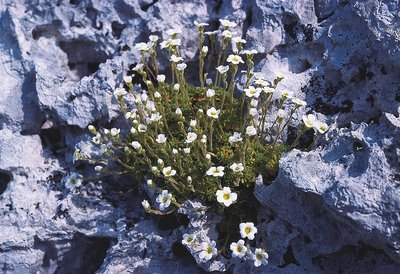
[54,233,115,274]
[0,169,13,195]
[58,40,110,80]
[20,70,45,135]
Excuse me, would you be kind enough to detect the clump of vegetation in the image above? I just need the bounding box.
[70,18,328,267]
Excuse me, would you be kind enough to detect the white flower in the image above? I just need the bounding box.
[132,63,144,71]
[302,114,316,128]
[206,166,225,177]
[141,93,148,102]
[227,54,244,65]
[123,75,132,83]
[125,111,135,119]
[149,35,159,42]
[207,107,220,119]
[149,112,162,123]
[131,141,142,150]
[206,78,213,85]
[170,54,183,63]
[232,37,246,44]
[156,190,173,210]
[205,30,220,36]
[94,165,103,172]
[92,133,101,145]
[239,222,257,240]
[189,119,197,127]
[252,248,269,267]
[138,124,147,132]
[146,100,156,112]
[219,19,237,28]
[134,42,151,51]
[157,159,164,166]
[162,166,176,177]
[244,86,261,98]
[110,128,120,136]
[142,200,151,211]
[64,173,83,191]
[201,135,207,144]
[175,108,182,116]
[206,89,215,98]
[170,38,181,46]
[255,79,268,87]
[172,148,178,154]
[199,241,217,262]
[88,125,96,134]
[185,132,197,143]
[216,65,229,74]
[229,132,243,143]
[280,90,292,99]
[216,187,238,207]
[194,21,209,28]
[156,134,167,144]
[230,240,247,258]
[182,233,197,246]
[183,148,191,154]
[146,179,154,187]
[157,74,166,82]
[241,49,258,55]
[160,40,171,49]
[277,109,286,119]
[315,122,328,134]
[173,83,180,91]
[292,98,307,107]
[100,144,109,154]
[154,91,161,98]
[114,87,127,97]
[151,166,158,172]
[263,87,274,94]
[222,30,233,38]
[246,125,257,136]
[206,153,211,160]
[249,108,258,116]
[176,63,187,71]
[250,99,258,107]
[130,127,137,134]
[230,163,244,173]
[166,28,182,36]
[202,46,208,54]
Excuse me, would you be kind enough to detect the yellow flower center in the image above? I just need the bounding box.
[237,246,242,252]
[245,227,251,234]
[165,170,171,175]
[223,193,230,200]
[206,247,212,254]
[70,179,76,185]
[162,197,168,203]
[256,253,263,260]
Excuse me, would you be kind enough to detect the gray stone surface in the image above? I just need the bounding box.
[0,0,399,273]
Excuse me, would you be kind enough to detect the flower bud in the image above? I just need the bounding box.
[88,125,97,134]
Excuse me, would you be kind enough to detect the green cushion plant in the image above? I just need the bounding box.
[69,18,328,268]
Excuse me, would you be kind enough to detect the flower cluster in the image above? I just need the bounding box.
[73,17,329,267]
[181,221,268,267]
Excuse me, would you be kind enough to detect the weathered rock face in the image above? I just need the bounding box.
[0,0,399,273]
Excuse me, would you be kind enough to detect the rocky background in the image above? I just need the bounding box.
[0,0,399,273]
